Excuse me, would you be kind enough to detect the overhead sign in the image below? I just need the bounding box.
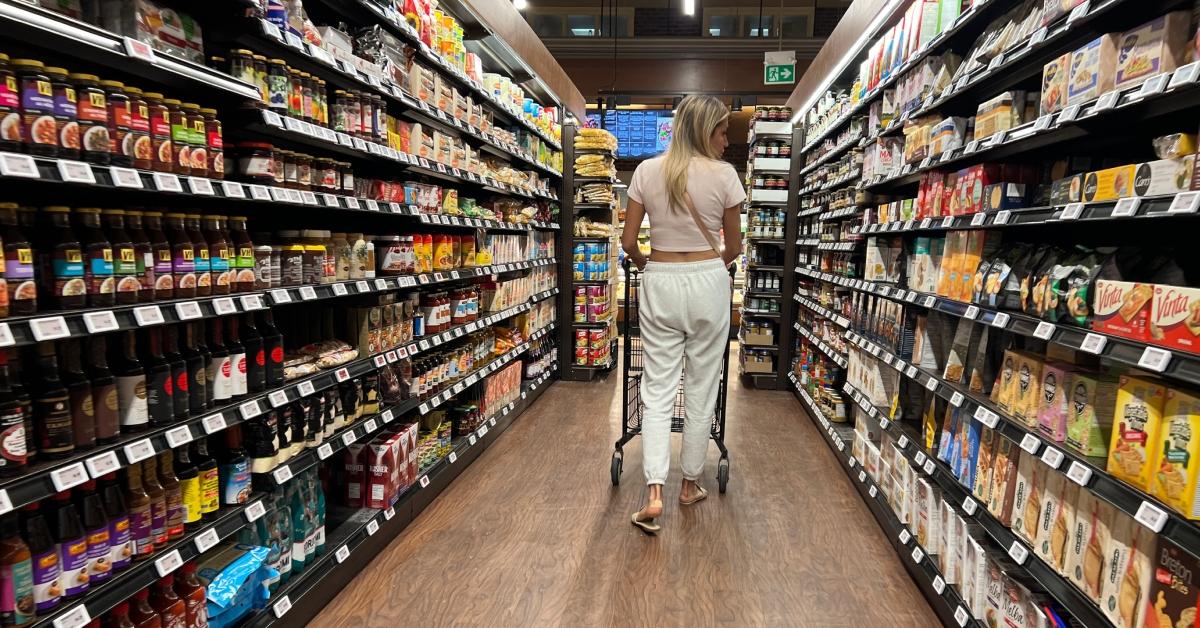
[764,50,797,85]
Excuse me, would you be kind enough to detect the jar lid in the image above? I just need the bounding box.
[270,58,287,65]
[165,212,186,218]
[0,203,17,210]
[75,207,101,214]
[182,103,201,111]
[126,210,142,216]
[185,213,201,219]
[277,230,300,237]
[252,55,267,61]
[11,59,44,69]
[142,211,163,217]
[0,54,7,62]
[99,79,125,89]
[235,141,273,150]
[44,206,70,213]
[102,209,125,215]
[233,49,254,55]
[44,66,68,76]
[163,98,182,105]
[125,86,143,96]
[230,216,247,221]
[67,73,99,81]
[141,91,163,99]
[200,107,218,115]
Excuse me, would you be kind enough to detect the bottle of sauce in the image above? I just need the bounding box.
[173,446,200,530]
[140,328,173,428]
[0,512,33,627]
[219,425,250,506]
[143,92,171,173]
[103,209,139,304]
[105,602,136,628]
[166,99,189,175]
[202,216,228,296]
[149,575,186,628]
[86,336,119,443]
[193,439,219,518]
[76,480,110,586]
[0,204,35,316]
[48,491,86,599]
[247,409,278,474]
[142,456,166,550]
[101,80,130,166]
[32,343,72,459]
[225,317,246,402]
[42,206,84,310]
[143,212,172,300]
[13,60,56,157]
[183,104,206,177]
[45,67,77,161]
[59,339,95,450]
[75,207,114,307]
[113,331,148,433]
[128,589,161,628]
[126,87,151,171]
[125,210,154,303]
[124,463,152,561]
[98,472,131,573]
[18,504,57,614]
[173,562,206,628]
[228,217,254,293]
[260,311,284,388]
[184,215,209,298]
[7,355,32,466]
[201,108,222,180]
[191,323,212,409]
[158,451,183,541]
[162,326,188,421]
[180,323,207,415]
[163,214,193,299]
[242,314,265,395]
[71,73,109,164]
[0,350,24,477]
[206,321,230,407]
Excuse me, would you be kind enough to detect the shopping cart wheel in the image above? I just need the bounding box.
[611,450,623,486]
[717,458,729,494]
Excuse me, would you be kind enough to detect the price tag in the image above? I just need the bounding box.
[954,607,970,627]
[364,518,380,537]
[187,177,214,196]
[964,305,979,320]
[28,315,69,342]
[915,451,927,466]
[923,377,939,393]
[1007,540,1029,565]
[381,409,394,423]
[974,406,999,428]
[991,312,1010,328]
[906,366,918,379]
[293,380,315,399]
[868,486,878,498]
[345,197,361,210]
[271,596,293,619]
[151,171,181,192]
[355,280,371,293]
[899,529,911,544]
[134,305,164,326]
[1066,460,1093,486]
[50,462,87,492]
[911,546,924,563]
[964,140,980,154]
[950,392,964,407]
[1138,73,1169,98]
[165,425,193,448]
[1112,197,1140,217]
[1135,500,1169,532]
[334,545,351,564]
[172,301,203,321]
[375,278,389,291]
[987,53,1005,72]
[1028,321,1055,341]
[237,295,262,311]
[341,431,357,447]
[962,497,978,516]
[923,459,936,475]
[1057,105,1081,125]
[1033,114,1054,133]
[898,435,909,449]
[83,310,119,334]
[447,451,458,464]
[1170,62,1200,88]
[84,451,120,478]
[858,470,867,483]
[1080,333,1107,355]
[105,166,143,189]
[298,286,318,301]
[320,193,341,208]
[1040,446,1064,469]
[328,283,347,297]
[238,401,261,420]
[1020,433,1042,454]
[201,413,228,434]
[0,152,39,178]
[1066,0,1090,24]
[123,438,155,464]
[266,390,290,409]
[1094,90,1120,112]
[1138,346,1172,372]
[317,443,333,459]
[58,159,96,184]
[271,465,293,484]
[993,210,1012,226]
[930,574,946,595]
[194,527,221,554]
[970,212,986,227]
[270,289,292,304]
[419,475,430,488]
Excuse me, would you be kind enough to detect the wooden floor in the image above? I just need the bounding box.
[313,352,939,627]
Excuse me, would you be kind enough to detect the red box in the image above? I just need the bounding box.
[344,443,368,507]
[366,437,397,509]
[1093,280,1152,341]
[1150,284,1200,354]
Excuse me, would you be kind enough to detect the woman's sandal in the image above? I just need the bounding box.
[679,485,708,506]
[631,500,662,534]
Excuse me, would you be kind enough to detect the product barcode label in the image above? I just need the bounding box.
[334,545,351,564]
[194,527,220,554]
[1138,346,1172,372]
[1007,541,1029,565]
[317,443,333,460]
[1080,333,1107,355]
[1135,500,1169,532]
[272,465,293,484]
[271,596,292,619]
[1040,446,1064,469]
[1066,461,1093,486]
[165,425,193,448]
[123,438,155,464]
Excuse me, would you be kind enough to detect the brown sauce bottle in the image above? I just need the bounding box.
[164,214,193,299]
[74,207,114,308]
[143,212,172,300]
[184,215,208,297]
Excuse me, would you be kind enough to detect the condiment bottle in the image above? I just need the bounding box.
[226,317,247,402]
[87,336,119,443]
[0,351,26,476]
[113,330,149,433]
[97,472,131,573]
[201,108,222,179]
[203,215,230,295]
[101,80,130,166]
[206,320,231,407]
[157,451,183,540]
[126,87,151,170]
[19,503,58,613]
[41,206,84,310]
[142,456,166,549]
[32,343,71,459]
[0,55,21,154]
[12,60,56,156]
[106,602,136,628]
[45,67,78,160]
[149,575,186,628]
[124,462,153,560]
[104,209,140,304]
[8,355,32,465]
[163,214,193,298]
[182,214,209,298]
[143,211,172,300]
[242,314,265,395]
[219,424,250,505]
[180,323,207,415]
[128,589,161,628]
[173,563,206,628]
[193,438,219,518]
[183,104,206,176]
[75,207,114,307]
[165,99,189,175]
[49,491,86,598]
[71,73,109,164]
[0,204,34,316]
[76,480,111,586]
[173,446,200,530]
[0,512,33,627]
[125,210,154,302]
[142,92,171,173]
[60,339,95,450]
[228,216,254,293]
[260,310,284,388]
[162,325,188,420]
[140,328,174,428]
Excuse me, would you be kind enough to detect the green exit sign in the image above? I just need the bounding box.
[764,63,796,85]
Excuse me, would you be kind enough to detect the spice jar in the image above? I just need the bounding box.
[0,54,20,153]
[165,98,189,174]
[125,87,152,170]
[267,59,288,112]
[183,104,206,176]
[201,108,223,179]
[142,92,171,172]
[235,142,274,184]
[14,59,56,156]
[43,205,85,309]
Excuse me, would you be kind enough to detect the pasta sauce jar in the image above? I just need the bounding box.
[71,73,109,164]
[13,59,56,156]
[0,54,19,152]
[45,67,78,160]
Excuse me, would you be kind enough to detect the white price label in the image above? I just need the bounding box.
[858,470,867,483]
[0,152,39,178]
[899,529,911,544]
[922,296,936,308]
[356,280,370,293]
[151,172,181,192]
[187,177,214,195]
[923,459,936,475]
[1007,540,1029,565]
[364,419,378,433]
[334,545,351,564]
[924,377,939,392]
[109,166,142,188]
[1138,346,1172,372]
[906,366,918,379]
[1138,74,1169,98]
[1112,197,1141,218]
[335,367,351,382]
[84,451,120,479]
[1168,191,1200,214]
[133,305,164,326]
[384,506,395,521]
[1033,114,1054,132]
[317,443,334,459]
[299,286,317,301]
[269,289,292,304]
[1040,446,1064,469]
[950,392,964,407]
[83,311,119,334]
[219,180,244,198]
[1058,105,1081,123]
[1081,333,1108,355]
[342,431,357,447]
[941,216,954,229]
[419,475,430,488]
[988,53,1005,71]
[915,452,927,466]
[194,527,220,554]
[932,575,946,595]
[1170,62,1200,88]
[174,301,202,321]
[247,185,272,202]
[993,210,1011,226]
[1135,500,1169,532]
[153,548,184,577]
[271,596,292,619]
[332,283,348,296]
[954,607,970,627]
[962,497,978,516]
[970,213,986,227]
[991,312,1011,329]
[345,197,361,210]
[268,390,289,408]
[1033,321,1056,340]
[212,298,236,315]
[321,194,340,208]
[1066,0,1090,24]
[374,278,388,291]
[1020,434,1041,454]
[448,451,458,464]
[911,546,924,563]
[122,438,155,464]
[58,159,96,184]
[366,519,380,536]
[239,401,261,420]
[165,425,193,448]
[245,500,267,522]
[1094,90,1120,112]
[1067,461,1093,486]
[50,463,87,492]
[239,294,263,310]
[297,380,316,397]
[897,436,909,451]
[974,406,999,429]
[272,465,293,484]
[869,486,878,498]
[201,413,227,434]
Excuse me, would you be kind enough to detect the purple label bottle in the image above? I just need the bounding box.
[57,537,87,598]
[29,549,58,612]
[108,515,132,571]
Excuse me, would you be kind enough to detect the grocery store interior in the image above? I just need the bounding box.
[0,0,1196,626]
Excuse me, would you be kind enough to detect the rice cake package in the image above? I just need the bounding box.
[964,527,991,617]
[988,437,1019,525]
[1113,12,1190,91]
[1036,362,1076,443]
[1141,536,1200,628]
[1012,449,1044,544]
[968,327,996,395]
[1150,388,1200,519]
[1066,489,1103,602]
[1066,35,1118,105]
[1107,376,1167,490]
[1012,352,1045,429]
[1003,573,1044,628]
[1064,371,1119,457]
[1094,280,1154,341]
[1033,469,1068,570]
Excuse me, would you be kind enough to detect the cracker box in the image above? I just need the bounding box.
[1003,574,1043,628]
[1107,376,1167,489]
[973,426,996,504]
[1040,53,1071,114]
[1011,449,1044,544]
[1101,513,1137,627]
[1142,536,1200,628]
[1067,35,1118,105]
[988,437,1018,525]
[981,183,1027,213]
[992,350,1019,412]
[963,527,990,617]
[1037,362,1075,443]
[1094,280,1154,341]
[1083,164,1137,202]
[1150,388,1200,519]
[1064,372,1119,458]
[1112,518,1156,628]
[1034,470,1068,570]
[1150,284,1200,355]
[984,554,1008,626]
[1049,173,1084,205]
[1132,156,1194,197]
[1113,12,1191,91]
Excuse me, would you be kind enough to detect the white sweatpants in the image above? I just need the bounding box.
[639,258,730,486]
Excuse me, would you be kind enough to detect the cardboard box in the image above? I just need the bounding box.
[1034,470,1068,570]
[1037,362,1075,443]
[1064,372,1118,458]
[1012,353,1044,429]
[1142,536,1200,628]
[1150,284,1200,354]
[1011,449,1043,544]
[982,183,1027,212]
[1067,35,1118,105]
[988,437,1018,525]
[1066,489,1103,603]
[1113,12,1191,91]
[1133,156,1194,197]
[1083,164,1136,202]
[1094,280,1154,341]
[1041,54,1071,115]
[1107,376,1167,490]
[1049,174,1084,205]
[1150,388,1200,519]
[743,330,775,346]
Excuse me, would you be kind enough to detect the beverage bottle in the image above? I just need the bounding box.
[180,323,207,415]
[32,343,72,458]
[139,328,174,427]
[173,446,201,530]
[60,339,95,450]
[259,310,284,388]
[142,456,167,549]
[98,472,131,572]
[225,318,246,402]
[193,439,219,517]
[7,354,32,465]
[184,215,209,298]
[103,209,139,305]
[18,504,57,613]
[241,314,265,395]
[218,425,250,506]
[0,512,33,627]
[206,321,230,407]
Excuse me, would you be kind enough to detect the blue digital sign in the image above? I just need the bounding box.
[586,110,673,159]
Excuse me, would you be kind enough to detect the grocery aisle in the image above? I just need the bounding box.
[313,346,936,627]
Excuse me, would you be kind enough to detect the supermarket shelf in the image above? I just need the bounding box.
[793,294,850,328]
[746,264,785,273]
[818,207,860,221]
[571,236,615,243]
[798,207,824,218]
[793,322,848,368]
[573,203,617,212]
[796,238,820,247]
[837,373,1113,628]
[746,237,788,245]
[799,134,864,176]
[242,364,558,627]
[817,242,857,252]
[571,320,614,328]
[788,373,980,628]
[741,309,781,318]
[742,291,783,299]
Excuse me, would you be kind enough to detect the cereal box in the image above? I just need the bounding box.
[1142,536,1200,628]
[1037,362,1075,443]
[1113,12,1190,91]
[1011,450,1044,544]
[1064,372,1119,457]
[1094,280,1154,341]
[1067,35,1118,105]
[1150,388,1200,519]
[1149,284,1200,355]
[1108,376,1168,489]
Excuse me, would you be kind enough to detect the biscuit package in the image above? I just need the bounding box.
[1036,362,1075,443]
[1011,449,1043,544]
[1101,513,1137,626]
[992,349,1019,411]
[1034,470,1068,570]
[1012,352,1044,429]
[1101,512,1156,628]
[962,527,989,617]
[989,437,1019,526]
[1094,281,1153,341]
[1141,536,1200,628]
[1066,489,1103,603]
[1064,372,1119,458]
[1107,376,1167,490]
[1150,388,1200,518]
[973,426,996,504]
[1149,285,1200,355]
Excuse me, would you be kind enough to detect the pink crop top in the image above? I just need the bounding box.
[627,156,746,252]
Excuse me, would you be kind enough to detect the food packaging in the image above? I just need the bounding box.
[981,183,1027,212]
[1036,362,1075,442]
[1083,164,1136,202]
[1106,375,1167,489]
[1049,174,1084,205]
[1142,536,1200,628]
[1011,352,1044,429]
[1066,489,1103,602]
[1064,372,1118,457]
[1094,280,1154,341]
[1067,35,1118,105]
[1132,156,1194,197]
[1150,388,1200,518]
[1149,284,1200,354]
[1113,12,1191,91]
[1033,470,1068,570]
[1011,449,1044,544]
[1041,54,1071,114]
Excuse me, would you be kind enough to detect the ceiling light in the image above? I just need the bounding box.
[683,0,695,16]
[514,0,528,10]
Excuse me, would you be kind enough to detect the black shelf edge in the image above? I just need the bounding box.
[793,322,848,368]
[799,134,865,176]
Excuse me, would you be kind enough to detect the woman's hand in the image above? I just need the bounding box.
[629,250,648,270]
[622,199,648,270]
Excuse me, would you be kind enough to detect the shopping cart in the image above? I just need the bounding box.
[611,258,733,493]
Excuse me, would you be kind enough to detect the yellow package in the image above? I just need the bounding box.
[1150,388,1200,518]
[1012,352,1044,429]
[992,349,1019,411]
[1106,376,1167,490]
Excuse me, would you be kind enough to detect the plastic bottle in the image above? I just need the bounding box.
[124,462,153,561]
[18,504,57,613]
[173,446,200,530]
[219,425,250,506]
[142,456,166,549]
[0,351,27,476]
[0,512,33,627]
[128,589,161,628]
[49,491,86,598]
[76,480,111,586]
[158,451,183,541]
[148,575,186,628]
[173,563,207,628]
[194,439,219,517]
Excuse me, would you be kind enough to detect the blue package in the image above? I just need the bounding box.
[201,545,270,628]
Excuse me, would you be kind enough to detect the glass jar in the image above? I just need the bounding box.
[315,158,336,191]
[252,55,269,104]
[372,94,385,143]
[299,230,324,286]
[277,230,303,287]
[358,92,374,140]
[299,72,314,124]
[377,236,403,276]
[100,80,131,165]
[165,98,189,174]
[314,78,328,126]
[0,54,19,153]
[13,59,56,156]
[271,146,285,186]
[253,240,272,290]
[288,69,303,119]
[43,205,85,309]
[125,87,152,170]
[280,150,298,189]
[235,142,274,184]
[143,211,172,300]
[183,103,207,176]
[42,67,78,161]
[230,49,256,87]
[75,207,115,307]
[331,233,351,281]
[338,161,353,194]
[201,108,223,179]
[141,92,170,172]
[295,153,311,190]
[267,59,288,112]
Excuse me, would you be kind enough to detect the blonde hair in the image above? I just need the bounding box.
[663,95,729,212]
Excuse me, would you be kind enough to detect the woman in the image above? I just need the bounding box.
[621,95,745,533]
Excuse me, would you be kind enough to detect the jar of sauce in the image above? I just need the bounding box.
[201,108,222,179]
[164,213,194,298]
[277,231,303,287]
[0,54,20,153]
[0,203,35,315]
[103,209,139,305]
[230,50,255,87]
[203,215,230,295]
[42,206,84,309]
[314,78,328,126]
[142,92,171,172]
[254,241,272,290]
[295,153,311,190]
[317,158,337,190]
[281,150,297,189]
[101,80,131,166]
[143,211,173,300]
[339,161,353,194]
[125,210,154,302]
[235,142,273,184]
[44,67,77,160]
[228,217,254,293]
[299,230,324,285]
[125,88,151,170]
[75,207,115,307]
[252,55,268,103]
[183,104,206,176]
[165,99,189,175]
[299,72,314,124]
[184,214,209,297]
[287,69,303,119]
[13,59,56,156]
[270,147,284,187]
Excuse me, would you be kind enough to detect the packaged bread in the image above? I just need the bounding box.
[1011,449,1044,544]
[1107,376,1167,489]
[983,554,1008,627]
[1064,371,1118,457]
[1150,388,1200,518]
[1142,536,1200,628]
[1033,469,1068,570]
[1113,12,1190,91]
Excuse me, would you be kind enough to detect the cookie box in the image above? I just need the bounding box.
[1049,174,1084,205]
[1066,490,1105,603]
[1094,280,1154,341]
[1132,156,1195,197]
[1113,12,1190,91]
[1067,35,1119,105]
[1150,284,1200,354]
[1107,376,1167,490]
[1041,54,1071,114]
[1083,164,1136,202]
[1150,388,1200,519]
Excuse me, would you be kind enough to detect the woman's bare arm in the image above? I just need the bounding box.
[622,200,648,270]
[721,204,742,266]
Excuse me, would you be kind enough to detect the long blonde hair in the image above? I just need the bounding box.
[663,95,729,212]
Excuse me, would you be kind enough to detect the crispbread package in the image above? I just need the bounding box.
[1107,376,1167,490]
[943,317,975,384]
[992,349,1019,412]
[1066,489,1102,603]
[988,437,1019,525]
[961,525,989,617]
[958,417,982,490]
[939,499,961,580]
[1114,519,1156,628]
[1012,352,1045,429]
[983,554,1008,628]
[973,426,997,504]
[1100,511,1156,628]
[1036,361,1076,443]
[916,477,942,550]
[1011,449,1044,544]
[938,404,959,465]
[1150,388,1200,519]
[1033,469,1067,570]
[1053,481,1079,573]
[923,394,939,453]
